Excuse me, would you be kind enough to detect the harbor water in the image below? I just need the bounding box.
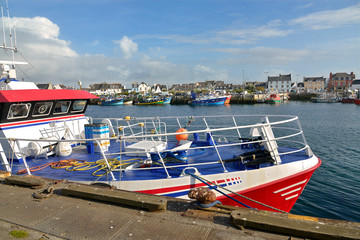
[86,102,360,223]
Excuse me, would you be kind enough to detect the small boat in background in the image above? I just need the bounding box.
[311,93,338,103]
[341,97,355,103]
[265,94,283,104]
[135,96,164,105]
[123,99,133,105]
[224,95,232,104]
[99,96,123,106]
[189,92,227,105]
[163,96,172,104]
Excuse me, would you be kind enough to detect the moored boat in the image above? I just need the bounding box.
[135,96,164,105]
[189,92,227,105]
[341,97,355,103]
[311,93,338,103]
[265,94,283,104]
[163,96,172,104]
[99,96,123,106]
[0,62,321,213]
[224,95,232,104]
[123,99,133,105]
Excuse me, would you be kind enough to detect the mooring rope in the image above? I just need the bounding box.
[185,170,287,213]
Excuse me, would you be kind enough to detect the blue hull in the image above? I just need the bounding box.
[163,97,172,104]
[190,98,226,105]
[101,100,123,106]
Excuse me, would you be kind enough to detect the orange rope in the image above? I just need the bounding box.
[16,159,83,175]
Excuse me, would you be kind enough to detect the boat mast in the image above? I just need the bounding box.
[1,6,6,49]
[0,0,16,56]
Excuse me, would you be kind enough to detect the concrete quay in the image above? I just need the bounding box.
[0,175,359,240]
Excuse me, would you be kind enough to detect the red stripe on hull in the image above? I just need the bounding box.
[137,179,227,194]
[219,158,322,212]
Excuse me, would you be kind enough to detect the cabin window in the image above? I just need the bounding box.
[71,100,86,112]
[32,102,53,116]
[53,101,71,115]
[7,103,31,119]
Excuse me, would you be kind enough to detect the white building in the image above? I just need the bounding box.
[138,82,151,94]
[267,74,292,92]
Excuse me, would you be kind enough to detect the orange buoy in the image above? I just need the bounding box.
[176,128,188,141]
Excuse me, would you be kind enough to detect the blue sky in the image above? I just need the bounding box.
[1,0,359,88]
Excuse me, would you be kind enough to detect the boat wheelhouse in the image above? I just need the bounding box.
[0,88,97,166]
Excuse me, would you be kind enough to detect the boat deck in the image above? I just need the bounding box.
[11,139,310,182]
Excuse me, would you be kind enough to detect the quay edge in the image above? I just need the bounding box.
[0,175,359,240]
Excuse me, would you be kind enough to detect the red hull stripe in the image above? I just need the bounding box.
[0,114,86,128]
[137,179,227,194]
[137,158,321,200]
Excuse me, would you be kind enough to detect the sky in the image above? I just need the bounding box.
[0,0,359,88]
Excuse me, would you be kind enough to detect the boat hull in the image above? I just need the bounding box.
[163,97,172,104]
[224,95,231,104]
[130,156,321,213]
[100,99,123,106]
[341,98,355,103]
[123,100,133,105]
[136,100,164,105]
[190,97,227,105]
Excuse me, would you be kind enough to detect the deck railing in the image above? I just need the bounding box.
[0,115,312,182]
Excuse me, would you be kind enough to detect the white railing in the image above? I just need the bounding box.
[0,115,312,182]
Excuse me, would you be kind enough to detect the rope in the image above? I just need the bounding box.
[17,159,80,175]
[17,157,142,177]
[185,170,287,213]
[185,171,253,208]
[196,200,222,208]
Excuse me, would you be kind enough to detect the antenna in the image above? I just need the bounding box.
[5,0,15,61]
[1,6,6,48]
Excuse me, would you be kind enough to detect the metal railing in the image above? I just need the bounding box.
[0,115,312,182]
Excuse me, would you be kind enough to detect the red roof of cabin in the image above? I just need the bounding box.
[0,89,98,103]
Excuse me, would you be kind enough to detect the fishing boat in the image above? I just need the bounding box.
[311,93,338,103]
[0,63,321,213]
[265,94,283,104]
[135,96,164,105]
[189,92,227,105]
[99,96,123,106]
[123,100,133,105]
[341,97,355,103]
[163,96,172,104]
[224,95,231,104]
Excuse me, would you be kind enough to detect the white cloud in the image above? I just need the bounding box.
[114,36,138,59]
[194,64,212,73]
[290,4,360,30]
[11,17,77,58]
[213,47,310,65]
[216,20,292,41]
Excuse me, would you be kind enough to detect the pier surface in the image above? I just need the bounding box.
[0,175,359,240]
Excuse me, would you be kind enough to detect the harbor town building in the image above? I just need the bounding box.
[328,72,355,92]
[267,74,292,92]
[303,77,326,93]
